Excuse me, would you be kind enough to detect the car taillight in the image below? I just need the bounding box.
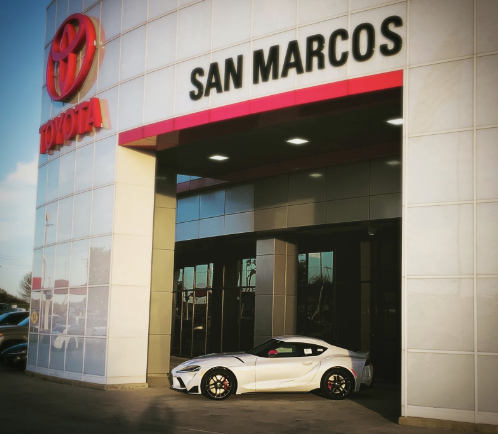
[351,369,357,378]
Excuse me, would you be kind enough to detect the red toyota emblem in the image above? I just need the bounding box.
[46,13,97,102]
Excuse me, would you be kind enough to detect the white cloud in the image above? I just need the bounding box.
[0,156,38,295]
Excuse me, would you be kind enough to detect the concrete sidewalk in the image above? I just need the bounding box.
[0,364,470,434]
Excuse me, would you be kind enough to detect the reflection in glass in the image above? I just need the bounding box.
[34,207,45,248]
[49,335,65,370]
[57,196,73,242]
[42,246,55,289]
[307,252,333,284]
[239,259,256,287]
[308,253,321,284]
[27,333,38,367]
[46,158,60,202]
[322,252,333,283]
[54,243,71,288]
[39,290,53,334]
[75,144,94,192]
[69,239,89,286]
[37,334,51,368]
[89,236,111,285]
[195,265,208,288]
[240,288,255,351]
[94,136,116,186]
[72,191,91,239]
[192,290,208,356]
[181,290,193,356]
[86,287,109,336]
[58,151,75,197]
[32,249,43,290]
[36,164,47,206]
[52,289,68,332]
[45,201,58,245]
[91,186,113,235]
[184,267,194,290]
[68,288,87,335]
[39,153,48,167]
[298,253,307,284]
[30,291,41,333]
[83,338,106,376]
[65,336,84,373]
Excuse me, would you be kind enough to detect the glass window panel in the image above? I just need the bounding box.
[72,191,91,239]
[208,263,213,288]
[57,196,73,242]
[181,290,193,357]
[49,334,65,370]
[184,267,194,290]
[36,164,47,206]
[321,252,333,283]
[46,158,60,202]
[58,151,75,197]
[240,288,255,351]
[32,249,43,290]
[30,291,41,333]
[83,338,106,376]
[34,206,46,248]
[94,137,116,186]
[70,239,89,287]
[42,246,56,289]
[45,201,58,245]
[176,268,184,291]
[91,186,114,235]
[74,144,94,192]
[298,253,307,284]
[65,336,84,373]
[86,286,109,336]
[52,288,68,332]
[39,290,53,333]
[39,153,48,167]
[239,258,256,287]
[68,287,87,335]
[172,291,182,354]
[193,290,207,356]
[37,334,50,368]
[27,333,38,366]
[54,243,71,288]
[195,264,208,288]
[308,253,321,284]
[177,174,190,184]
[89,236,111,285]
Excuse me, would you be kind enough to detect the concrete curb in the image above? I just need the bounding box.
[399,417,498,433]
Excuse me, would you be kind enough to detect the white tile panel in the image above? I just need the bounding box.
[478,356,498,413]
[476,202,498,275]
[407,204,473,276]
[120,25,146,82]
[85,3,102,44]
[97,84,119,137]
[111,234,153,286]
[122,0,147,32]
[68,0,83,15]
[350,0,398,11]
[175,55,211,115]
[46,2,57,44]
[407,131,473,204]
[349,3,407,78]
[252,0,297,38]
[107,336,148,378]
[476,54,498,127]
[296,16,349,89]
[118,76,144,130]
[41,90,52,124]
[407,278,474,351]
[409,0,474,65]
[477,278,498,353]
[407,352,475,411]
[177,0,212,61]
[146,13,177,71]
[408,59,473,135]
[101,0,122,42]
[298,0,348,25]
[476,0,498,54]
[144,66,175,124]
[56,0,69,29]
[476,128,498,200]
[212,0,251,50]
[98,38,120,91]
[148,0,177,19]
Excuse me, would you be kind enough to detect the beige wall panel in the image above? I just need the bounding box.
[476,202,498,275]
[151,249,175,293]
[478,355,498,413]
[108,285,151,338]
[288,202,326,228]
[115,147,155,187]
[107,336,148,378]
[152,207,176,250]
[476,128,498,200]
[147,334,171,375]
[111,234,153,286]
[254,207,288,231]
[149,292,173,335]
[476,54,498,127]
[476,0,498,54]
[114,183,155,236]
[477,278,498,353]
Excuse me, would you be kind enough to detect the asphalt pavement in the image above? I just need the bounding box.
[0,363,471,434]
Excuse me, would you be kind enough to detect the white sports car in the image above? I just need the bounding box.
[171,336,373,400]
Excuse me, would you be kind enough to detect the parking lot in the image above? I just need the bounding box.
[0,364,468,434]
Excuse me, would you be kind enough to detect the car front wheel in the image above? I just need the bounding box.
[320,368,354,400]
[201,368,236,400]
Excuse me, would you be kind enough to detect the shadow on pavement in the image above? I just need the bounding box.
[350,384,402,423]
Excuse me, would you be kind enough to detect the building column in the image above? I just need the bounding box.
[254,238,297,346]
[147,166,177,385]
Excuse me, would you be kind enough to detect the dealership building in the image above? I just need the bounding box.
[29,0,498,429]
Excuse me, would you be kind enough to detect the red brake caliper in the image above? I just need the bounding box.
[223,379,229,390]
[328,380,333,390]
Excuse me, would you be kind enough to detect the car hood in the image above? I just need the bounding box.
[175,352,257,370]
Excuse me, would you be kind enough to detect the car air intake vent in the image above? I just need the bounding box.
[178,378,186,388]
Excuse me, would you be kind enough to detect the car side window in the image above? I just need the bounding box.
[298,344,328,357]
[272,343,300,358]
[0,312,24,326]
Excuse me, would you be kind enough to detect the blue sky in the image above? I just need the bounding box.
[0,1,46,295]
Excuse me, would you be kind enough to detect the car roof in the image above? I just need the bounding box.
[274,335,332,347]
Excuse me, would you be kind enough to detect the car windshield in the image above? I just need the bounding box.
[0,312,29,326]
[247,339,280,357]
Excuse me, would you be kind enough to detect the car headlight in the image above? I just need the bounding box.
[177,365,201,373]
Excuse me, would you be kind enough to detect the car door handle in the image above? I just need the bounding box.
[302,361,313,365]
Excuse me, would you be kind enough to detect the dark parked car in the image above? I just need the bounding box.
[0,311,29,327]
[0,343,27,368]
[0,317,29,353]
[0,303,10,314]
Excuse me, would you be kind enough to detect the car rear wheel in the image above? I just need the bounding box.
[321,368,354,400]
[201,368,236,400]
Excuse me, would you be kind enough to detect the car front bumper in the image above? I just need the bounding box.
[170,368,202,394]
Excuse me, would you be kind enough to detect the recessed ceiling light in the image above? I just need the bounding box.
[286,138,309,145]
[309,173,323,178]
[387,118,403,125]
[386,160,401,166]
[209,155,228,161]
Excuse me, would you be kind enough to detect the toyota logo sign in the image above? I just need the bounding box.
[46,13,97,102]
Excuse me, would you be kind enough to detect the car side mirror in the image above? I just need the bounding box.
[267,349,278,357]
